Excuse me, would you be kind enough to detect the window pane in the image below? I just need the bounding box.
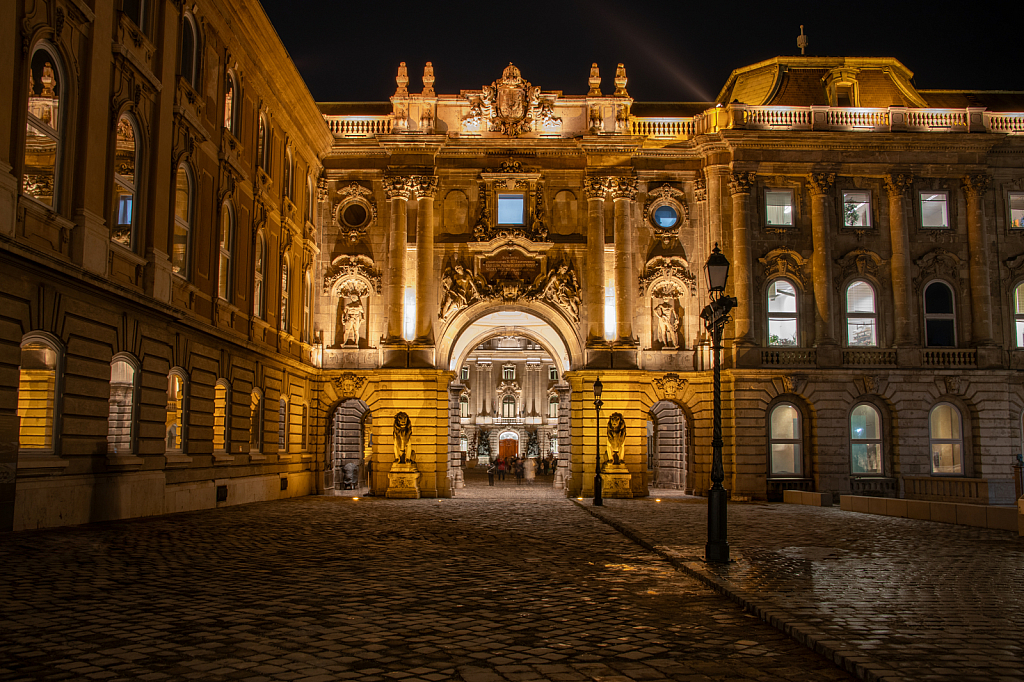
[213,383,226,451]
[115,117,136,186]
[842,191,871,227]
[851,405,880,439]
[931,443,962,474]
[924,282,953,314]
[224,77,234,130]
[846,281,875,313]
[174,168,190,222]
[1010,192,1024,229]
[220,206,231,249]
[218,253,230,300]
[112,188,134,247]
[166,375,183,451]
[930,404,961,440]
[920,193,949,228]
[768,317,798,346]
[767,280,797,313]
[851,443,883,475]
[1017,319,1024,349]
[925,319,955,347]
[765,190,793,226]
[497,194,525,225]
[22,122,57,206]
[180,20,195,84]
[653,205,678,227]
[847,318,876,347]
[771,443,801,475]
[18,344,56,451]
[771,404,799,439]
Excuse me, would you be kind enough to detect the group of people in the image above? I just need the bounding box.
[485,455,557,485]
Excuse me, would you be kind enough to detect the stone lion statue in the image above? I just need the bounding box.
[393,412,413,463]
[606,412,626,466]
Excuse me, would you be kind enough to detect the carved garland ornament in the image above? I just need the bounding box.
[322,255,382,295]
[833,248,889,292]
[438,257,582,324]
[653,373,687,400]
[757,248,809,289]
[332,373,367,398]
[912,248,968,295]
[639,255,697,297]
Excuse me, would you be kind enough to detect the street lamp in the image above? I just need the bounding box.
[593,377,603,506]
[700,243,737,563]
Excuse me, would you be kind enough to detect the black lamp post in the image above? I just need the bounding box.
[593,377,603,506]
[700,243,737,563]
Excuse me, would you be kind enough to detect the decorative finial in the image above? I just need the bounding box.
[422,62,434,97]
[797,25,808,56]
[395,62,409,97]
[614,63,628,97]
[588,63,602,97]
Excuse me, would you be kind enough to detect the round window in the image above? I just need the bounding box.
[342,203,368,228]
[653,205,678,228]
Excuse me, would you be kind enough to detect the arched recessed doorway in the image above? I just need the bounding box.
[328,398,371,492]
[647,400,689,491]
[446,311,572,491]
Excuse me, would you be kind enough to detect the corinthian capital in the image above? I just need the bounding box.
[806,172,836,196]
[610,177,638,201]
[728,172,756,195]
[383,176,414,201]
[961,174,990,198]
[411,175,439,200]
[693,175,707,202]
[584,176,613,200]
[883,173,914,199]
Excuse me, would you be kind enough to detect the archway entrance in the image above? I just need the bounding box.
[648,400,689,491]
[446,311,572,492]
[328,398,371,492]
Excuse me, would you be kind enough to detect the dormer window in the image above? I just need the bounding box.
[497,193,525,225]
[835,85,854,108]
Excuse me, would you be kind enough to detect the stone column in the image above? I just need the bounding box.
[728,172,756,344]
[884,174,915,346]
[413,176,438,343]
[963,175,994,346]
[554,384,572,489]
[448,382,465,489]
[807,173,837,345]
[383,177,412,341]
[705,166,728,251]
[584,177,609,343]
[612,178,638,343]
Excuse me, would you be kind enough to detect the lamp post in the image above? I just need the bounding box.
[700,243,737,563]
[593,377,603,506]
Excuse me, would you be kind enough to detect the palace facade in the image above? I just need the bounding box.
[3,0,1024,530]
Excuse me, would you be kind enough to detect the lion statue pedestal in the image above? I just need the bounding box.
[386,460,421,499]
[602,462,633,498]
[601,412,633,498]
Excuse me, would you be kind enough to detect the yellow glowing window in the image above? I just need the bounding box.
[213,381,228,451]
[165,371,185,451]
[18,342,57,452]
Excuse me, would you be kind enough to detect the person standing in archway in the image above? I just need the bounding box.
[497,457,506,482]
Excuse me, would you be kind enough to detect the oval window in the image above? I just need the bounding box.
[653,205,678,228]
[341,203,368,228]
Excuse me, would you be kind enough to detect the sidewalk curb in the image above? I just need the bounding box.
[570,499,909,682]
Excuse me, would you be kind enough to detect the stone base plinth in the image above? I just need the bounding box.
[602,464,633,498]
[386,462,421,499]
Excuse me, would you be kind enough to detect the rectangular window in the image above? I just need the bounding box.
[213,383,227,452]
[1009,192,1024,229]
[920,191,950,229]
[549,367,558,381]
[460,366,469,381]
[842,190,871,228]
[502,366,515,380]
[497,194,525,225]
[765,189,794,227]
[18,347,56,452]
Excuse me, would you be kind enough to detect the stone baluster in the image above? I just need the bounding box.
[807,173,837,346]
[727,172,756,344]
[612,177,638,343]
[962,175,995,347]
[383,176,412,341]
[584,177,610,343]
[884,173,914,346]
[412,175,438,343]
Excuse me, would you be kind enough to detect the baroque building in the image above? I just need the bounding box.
[2,0,1024,530]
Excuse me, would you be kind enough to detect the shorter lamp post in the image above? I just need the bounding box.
[700,243,737,563]
[593,377,603,506]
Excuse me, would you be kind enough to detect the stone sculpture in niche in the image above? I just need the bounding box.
[606,413,626,466]
[440,259,490,320]
[393,412,413,463]
[341,297,364,345]
[529,261,581,322]
[654,299,680,348]
[333,279,370,347]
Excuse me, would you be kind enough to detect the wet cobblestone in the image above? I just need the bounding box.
[586,495,1024,682]
[0,494,853,682]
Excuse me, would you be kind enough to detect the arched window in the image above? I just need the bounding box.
[166,369,188,452]
[300,403,308,451]
[18,334,61,453]
[223,72,236,133]
[850,403,883,475]
[279,256,290,332]
[767,279,798,347]
[253,232,265,318]
[218,202,233,300]
[929,402,964,475]
[278,398,287,450]
[213,380,229,452]
[250,389,263,452]
[123,0,148,32]
[769,403,802,476]
[924,281,956,347]
[108,355,138,455]
[283,147,293,200]
[459,395,469,418]
[302,272,312,343]
[23,45,65,208]
[549,396,559,419]
[306,176,315,224]
[1013,282,1024,348]
[179,13,199,89]
[257,115,268,170]
[111,114,139,249]
[502,396,516,418]
[845,280,877,347]
[172,164,192,277]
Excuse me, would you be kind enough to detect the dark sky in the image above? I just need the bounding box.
[257,0,1023,103]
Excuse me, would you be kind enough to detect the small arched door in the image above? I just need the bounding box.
[498,430,519,461]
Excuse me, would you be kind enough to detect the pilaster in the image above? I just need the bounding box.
[807,172,837,348]
[412,175,437,344]
[727,172,756,346]
[584,176,610,345]
[962,175,995,348]
[611,177,638,344]
[383,176,413,341]
[884,173,915,346]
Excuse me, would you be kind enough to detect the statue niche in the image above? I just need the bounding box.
[650,282,684,350]
[333,280,370,348]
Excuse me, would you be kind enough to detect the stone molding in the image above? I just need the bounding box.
[961,174,990,198]
[806,172,836,196]
[883,173,914,198]
[728,172,756,195]
[757,248,809,288]
[383,176,414,201]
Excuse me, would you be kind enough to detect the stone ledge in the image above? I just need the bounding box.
[839,494,1020,533]
[782,490,833,507]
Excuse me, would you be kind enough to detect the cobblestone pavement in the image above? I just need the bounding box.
[0,493,854,682]
[585,496,1024,682]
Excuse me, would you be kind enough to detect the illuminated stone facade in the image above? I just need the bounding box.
[2,1,1024,529]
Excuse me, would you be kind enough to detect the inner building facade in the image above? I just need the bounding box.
[3,0,1024,529]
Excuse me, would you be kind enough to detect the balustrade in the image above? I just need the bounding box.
[922,349,977,367]
[760,348,816,366]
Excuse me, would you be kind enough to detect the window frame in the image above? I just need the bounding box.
[548,396,559,419]
[549,367,558,381]
[766,278,800,347]
[841,189,873,229]
[17,332,63,455]
[178,12,200,90]
[278,397,288,451]
[764,188,795,228]
[165,368,188,454]
[929,402,965,476]
[501,395,517,419]
[283,146,293,201]
[844,279,879,347]
[280,255,290,333]
[111,113,140,250]
[108,353,140,456]
[923,280,957,348]
[172,163,193,279]
[502,364,515,381]
[1008,191,1024,230]
[1014,281,1024,348]
[918,190,951,230]
[218,201,233,301]
[496,192,526,226]
[250,388,264,453]
[224,71,237,135]
[768,402,803,478]
[302,272,312,344]
[459,395,470,418]
[213,379,229,453]
[849,402,884,476]
[253,230,265,318]
[22,42,66,210]
[257,114,269,171]
[460,366,469,381]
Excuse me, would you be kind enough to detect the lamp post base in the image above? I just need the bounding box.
[705,485,729,563]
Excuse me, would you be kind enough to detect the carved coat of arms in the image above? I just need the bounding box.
[481,63,539,137]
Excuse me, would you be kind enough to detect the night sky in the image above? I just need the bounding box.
[256,0,1023,104]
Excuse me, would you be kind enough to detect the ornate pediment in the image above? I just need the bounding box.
[497,380,521,399]
[323,254,381,295]
[639,255,696,297]
[834,248,888,291]
[474,63,541,137]
[913,248,967,294]
[757,248,808,288]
